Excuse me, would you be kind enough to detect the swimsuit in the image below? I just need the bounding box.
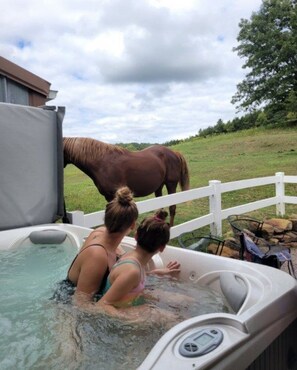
[52,243,110,303]
[102,258,146,307]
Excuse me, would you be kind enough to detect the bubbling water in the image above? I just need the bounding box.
[0,244,230,370]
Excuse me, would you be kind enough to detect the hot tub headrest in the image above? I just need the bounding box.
[220,272,248,313]
[29,230,67,245]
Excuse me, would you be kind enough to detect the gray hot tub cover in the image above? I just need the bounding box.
[0,103,65,230]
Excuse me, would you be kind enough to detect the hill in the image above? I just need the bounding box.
[64,126,297,232]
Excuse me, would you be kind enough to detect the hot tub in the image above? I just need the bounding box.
[1,223,296,370]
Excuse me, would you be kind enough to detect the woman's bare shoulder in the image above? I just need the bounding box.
[83,227,106,243]
[93,226,106,234]
[80,239,108,259]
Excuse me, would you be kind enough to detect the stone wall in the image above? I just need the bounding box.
[262,218,297,248]
[211,217,297,259]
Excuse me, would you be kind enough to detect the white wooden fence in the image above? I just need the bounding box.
[67,172,297,239]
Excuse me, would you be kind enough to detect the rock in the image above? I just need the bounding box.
[269,238,280,245]
[283,232,297,242]
[221,246,239,259]
[264,218,292,232]
[261,223,275,238]
[207,241,239,259]
[224,238,240,249]
[207,243,220,254]
[290,219,297,232]
[271,234,284,240]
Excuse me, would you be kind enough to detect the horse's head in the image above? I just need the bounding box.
[63,154,69,167]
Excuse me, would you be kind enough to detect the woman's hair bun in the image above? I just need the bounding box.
[115,186,134,205]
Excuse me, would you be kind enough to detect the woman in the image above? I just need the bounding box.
[57,186,139,305]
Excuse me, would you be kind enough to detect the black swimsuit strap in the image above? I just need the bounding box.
[67,243,107,278]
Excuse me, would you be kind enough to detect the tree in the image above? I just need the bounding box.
[285,90,297,123]
[214,118,226,134]
[256,111,268,126]
[232,0,297,114]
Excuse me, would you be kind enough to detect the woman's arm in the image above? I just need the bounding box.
[73,251,108,306]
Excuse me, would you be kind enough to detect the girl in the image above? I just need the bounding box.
[97,209,178,314]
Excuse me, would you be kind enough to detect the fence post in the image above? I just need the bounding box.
[67,210,85,226]
[275,172,285,216]
[209,180,222,236]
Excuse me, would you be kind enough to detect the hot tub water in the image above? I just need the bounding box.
[0,244,230,370]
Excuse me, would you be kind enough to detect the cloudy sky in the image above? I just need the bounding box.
[1,0,262,143]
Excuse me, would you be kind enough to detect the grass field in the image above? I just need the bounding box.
[64,126,297,237]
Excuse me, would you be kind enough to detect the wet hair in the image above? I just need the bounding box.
[104,187,138,233]
[136,209,170,253]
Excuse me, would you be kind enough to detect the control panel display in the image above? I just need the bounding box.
[179,328,223,357]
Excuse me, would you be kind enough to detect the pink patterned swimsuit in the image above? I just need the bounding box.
[103,257,146,306]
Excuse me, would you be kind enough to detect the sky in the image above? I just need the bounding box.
[1,0,262,144]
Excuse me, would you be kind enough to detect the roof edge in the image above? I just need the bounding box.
[0,56,51,96]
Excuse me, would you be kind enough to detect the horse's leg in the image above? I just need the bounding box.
[154,186,163,198]
[156,186,177,227]
[155,186,168,220]
[168,204,176,227]
[165,182,178,227]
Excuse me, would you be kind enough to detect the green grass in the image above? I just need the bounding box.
[64,126,297,238]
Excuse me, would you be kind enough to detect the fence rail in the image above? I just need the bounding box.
[67,172,297,239]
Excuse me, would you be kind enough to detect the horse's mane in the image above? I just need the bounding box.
[63,137,127,164]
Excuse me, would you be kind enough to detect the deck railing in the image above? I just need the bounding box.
[67,172,297,239]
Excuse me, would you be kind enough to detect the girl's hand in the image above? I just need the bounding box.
[148,261,181,276]
[166,261,181,272]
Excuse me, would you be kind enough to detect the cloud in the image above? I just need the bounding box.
[0,0,262,143]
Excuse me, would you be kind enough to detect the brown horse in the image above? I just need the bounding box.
[63,137,190,225]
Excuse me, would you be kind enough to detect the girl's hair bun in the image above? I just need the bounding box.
[154,209,168,221]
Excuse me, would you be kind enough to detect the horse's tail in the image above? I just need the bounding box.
[175,152,190,191]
